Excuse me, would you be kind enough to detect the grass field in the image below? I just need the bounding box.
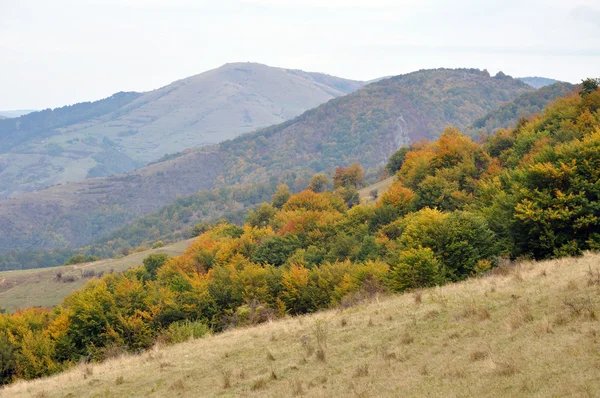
[0,239,193,312]
[4,252,600,397]
[358,176,396,204]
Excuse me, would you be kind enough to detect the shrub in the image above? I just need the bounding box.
[437,211,498,280]
[151,240,165,249]
[162,320,210,345]
[388,247,442,291]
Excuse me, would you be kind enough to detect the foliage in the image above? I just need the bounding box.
[385,146,410,175]
[64,254,100,265]
[333,163,364,189]
[388,247,442,291]
[162,320,210,344]
[143,253,169,279]
[580,78,600,96]
[307,174,330,193]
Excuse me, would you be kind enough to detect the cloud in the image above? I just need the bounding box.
[571,6,600,28]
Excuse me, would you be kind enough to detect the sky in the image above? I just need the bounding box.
[1,0,599,110]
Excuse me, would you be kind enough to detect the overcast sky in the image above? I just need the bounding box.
[1,0,599,110]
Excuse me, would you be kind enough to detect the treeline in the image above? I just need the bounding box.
[0,85,599,385]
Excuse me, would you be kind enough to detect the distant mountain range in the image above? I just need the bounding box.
[518,76,560,88]
[0,63,365,198]
[0,110,37,118]
[0,68,534,252]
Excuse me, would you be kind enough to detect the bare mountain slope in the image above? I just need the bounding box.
[0,63,364,198]
[0,68,532,252]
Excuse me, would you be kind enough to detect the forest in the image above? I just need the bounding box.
[0,85,598,385]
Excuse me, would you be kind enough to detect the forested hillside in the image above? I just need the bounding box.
[468,82,576,135]
[0,85,597,386]
[0,68,532,254]
[0,63,364,198]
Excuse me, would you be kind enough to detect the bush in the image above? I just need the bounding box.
[64,254,100,265]
[162,320,210,344]
[151,240,165,249]
[388,247,442,291]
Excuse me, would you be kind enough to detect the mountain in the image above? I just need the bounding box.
[0,109,37,118]
[468,81,576,135]
[518,76,560,88]
[0,68,533,252]
[0,63,365,198]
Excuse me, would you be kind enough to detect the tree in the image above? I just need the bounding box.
[252,235,301,267]
[388,247,442,291]
[307,174,330,193]
[191,222,211,237]
[580,78,600,96]
[246,203,276,228]
[271,184,291,209]
[333,162,364,189]
[334,186,360,208]
[385,146,410,175]
[0,332,16,384]
[143,253,169,279]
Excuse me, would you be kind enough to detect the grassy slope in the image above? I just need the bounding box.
[0,239,193,312]
[4,253,600,397]
[358,176,396,204]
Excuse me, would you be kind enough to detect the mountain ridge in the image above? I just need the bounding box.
[0,63,365,198]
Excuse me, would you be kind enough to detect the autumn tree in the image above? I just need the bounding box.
[333,162,364,189]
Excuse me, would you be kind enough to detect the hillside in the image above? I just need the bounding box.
[518,76,560,88]
[0,68,533,253]
[0,176,398,309]
[0,63,364,198]
[3,253,600,397]
[0,239,192,313]
[0,86,598,389]
[468,81,576,135]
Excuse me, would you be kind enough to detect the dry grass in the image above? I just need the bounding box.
[4,252,600,397]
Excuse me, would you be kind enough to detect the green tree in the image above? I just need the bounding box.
[385,146,410,175]
[143,253,170,279]
[271,184,291,209]
[246,202,276,228]
[388,247,442,291]
[307,174,330,193]
[580,78,600,96]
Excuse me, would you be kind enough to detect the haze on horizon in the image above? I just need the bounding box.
[1,0,599,110]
